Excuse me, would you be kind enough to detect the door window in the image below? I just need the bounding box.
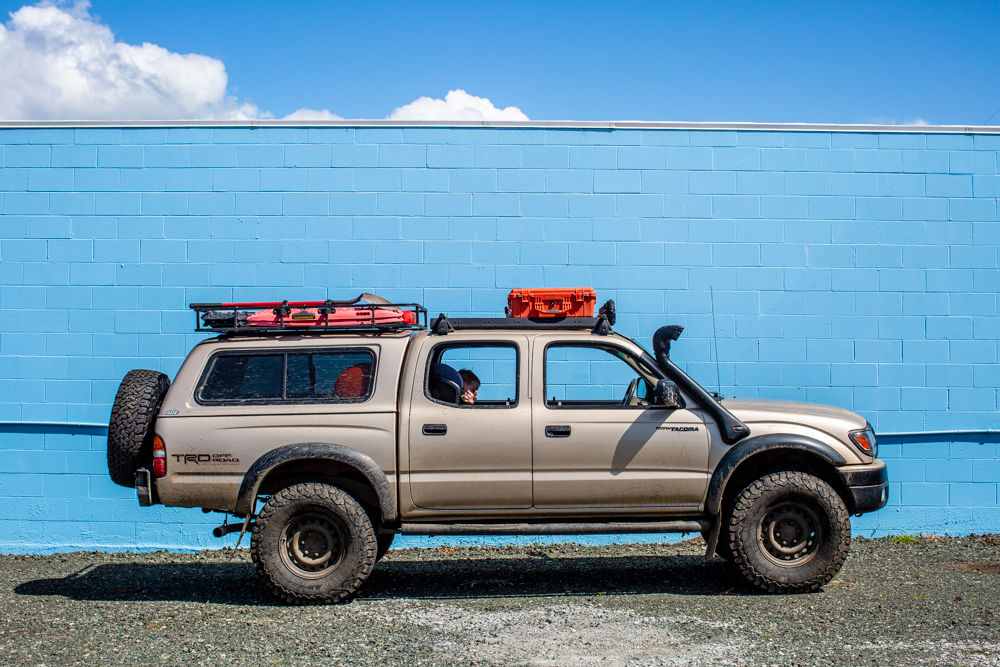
[425,343,518,408]
[545,344,657,408]
[197,348,376,404]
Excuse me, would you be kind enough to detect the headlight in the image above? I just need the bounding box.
[849,426,877,458]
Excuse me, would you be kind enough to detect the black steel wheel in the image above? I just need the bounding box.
[728,471,850,594]
[251,483,376,605]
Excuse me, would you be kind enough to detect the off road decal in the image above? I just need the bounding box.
[655,426,699,432]
[170,453,240,465]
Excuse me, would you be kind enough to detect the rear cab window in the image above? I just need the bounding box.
[424,342,519,408]
[196,348,376,405]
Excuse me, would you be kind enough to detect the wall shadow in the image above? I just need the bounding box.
[0,423,108,436]
[14,553,758,605]
[877,432,1000,446]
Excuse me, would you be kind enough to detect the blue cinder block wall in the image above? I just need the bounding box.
[1,123,998,552]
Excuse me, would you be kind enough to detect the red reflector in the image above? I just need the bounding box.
[152,457,166,477]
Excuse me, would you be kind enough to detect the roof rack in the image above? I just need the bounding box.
[190,294,427,334]
[431,312,615,336]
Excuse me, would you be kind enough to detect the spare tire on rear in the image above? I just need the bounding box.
[107,369,170,487]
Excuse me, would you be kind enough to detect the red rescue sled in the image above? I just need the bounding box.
[246,305,416,328]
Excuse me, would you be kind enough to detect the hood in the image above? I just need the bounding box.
[723,397,868,432]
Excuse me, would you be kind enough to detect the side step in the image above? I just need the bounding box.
[400,520,709,536]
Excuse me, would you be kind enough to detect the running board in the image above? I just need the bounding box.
[400,520,710,536]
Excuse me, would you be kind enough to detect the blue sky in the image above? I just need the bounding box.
[0,0,998,123]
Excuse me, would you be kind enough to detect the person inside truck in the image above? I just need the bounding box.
[458,369,480,405]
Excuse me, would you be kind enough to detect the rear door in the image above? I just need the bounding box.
[531,336,710,509]
[406,335,532,510]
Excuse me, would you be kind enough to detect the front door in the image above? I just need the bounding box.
[407,335,532,510]
[532,337,710,509]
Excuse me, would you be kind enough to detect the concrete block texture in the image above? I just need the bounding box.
[1,125,999,550]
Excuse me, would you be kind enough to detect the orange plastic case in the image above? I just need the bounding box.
[507,288,597,318]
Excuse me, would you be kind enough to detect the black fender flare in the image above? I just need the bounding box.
[235,443,397,523]
[706,433,848,515]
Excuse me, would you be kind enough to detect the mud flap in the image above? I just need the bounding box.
[135,468,152,507]
[704,513,721,560]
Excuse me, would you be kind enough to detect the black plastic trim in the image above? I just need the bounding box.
[837,460,888,487]
[235,443,397,522]
[837,460,889,514]
[706,433,849,515]
[846,483,890,514]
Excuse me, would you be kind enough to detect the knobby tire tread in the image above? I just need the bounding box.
[251,483,376,605]
[107,369,170,487]
[728,471,850,594]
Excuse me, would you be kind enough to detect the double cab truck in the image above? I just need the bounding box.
[107,291,888,604]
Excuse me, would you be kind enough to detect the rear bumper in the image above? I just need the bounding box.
[836,460,889,514]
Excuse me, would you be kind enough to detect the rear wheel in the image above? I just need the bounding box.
[728,471,850,593]
[251,483,376,605]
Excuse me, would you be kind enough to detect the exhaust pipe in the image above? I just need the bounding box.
[212,522,246,538]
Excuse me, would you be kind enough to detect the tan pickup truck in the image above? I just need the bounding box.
[107,294,888,604]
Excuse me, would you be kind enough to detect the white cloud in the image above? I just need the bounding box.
[0,4,523,123]
[282,107,343,121]
[388,89,528,121]
[0,1,263,120]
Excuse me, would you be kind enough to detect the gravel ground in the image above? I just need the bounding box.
[1,535,999,667]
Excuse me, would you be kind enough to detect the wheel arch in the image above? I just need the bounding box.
[707,433,852,516]
[236,443,397,525]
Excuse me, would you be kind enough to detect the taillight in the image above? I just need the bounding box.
[152,435,166,477]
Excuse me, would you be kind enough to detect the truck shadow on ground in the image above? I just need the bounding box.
[14,553,758,605]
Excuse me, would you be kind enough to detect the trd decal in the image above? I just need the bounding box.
[655,426,700,432]
[171,453,240,465]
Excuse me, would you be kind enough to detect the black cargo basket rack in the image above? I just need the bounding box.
[190,295,427,334]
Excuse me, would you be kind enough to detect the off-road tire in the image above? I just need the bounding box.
[107,369,170,487]
[251,483,376,605]
[376,533,395,562]
[728,471,850,594]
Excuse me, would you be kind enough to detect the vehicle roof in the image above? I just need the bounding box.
[195,328,635,348]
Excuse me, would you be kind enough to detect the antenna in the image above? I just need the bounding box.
[710,286,722,399]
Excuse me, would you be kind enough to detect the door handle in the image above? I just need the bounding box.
[422,423,447,436]
[545,425,571,438]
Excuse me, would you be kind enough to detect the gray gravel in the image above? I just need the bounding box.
[2,535,999,666]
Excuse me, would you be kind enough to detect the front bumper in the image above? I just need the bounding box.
[836,459,889,514]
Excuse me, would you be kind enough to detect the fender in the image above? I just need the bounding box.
[705,433,848,515]
[235,443,397,522]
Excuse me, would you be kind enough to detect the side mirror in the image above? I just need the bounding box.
[653,380,684,409]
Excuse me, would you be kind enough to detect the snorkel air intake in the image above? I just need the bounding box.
[652,325,750,446]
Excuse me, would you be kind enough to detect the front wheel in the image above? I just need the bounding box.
[251,483,376,605]
[727,471,850,594]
